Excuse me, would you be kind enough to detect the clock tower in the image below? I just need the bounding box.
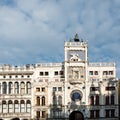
[64,33,88,84]
[64,34,88,119]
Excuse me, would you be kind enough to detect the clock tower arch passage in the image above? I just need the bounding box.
[69,111,84,120]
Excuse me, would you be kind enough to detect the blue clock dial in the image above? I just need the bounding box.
[71,91,82,101]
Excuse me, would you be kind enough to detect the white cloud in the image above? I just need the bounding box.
[0,0,120,76]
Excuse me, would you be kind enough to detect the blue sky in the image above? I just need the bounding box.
[0,0,120,77]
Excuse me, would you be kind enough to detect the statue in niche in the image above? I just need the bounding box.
[70,53,81,61]
[73,71,79,79]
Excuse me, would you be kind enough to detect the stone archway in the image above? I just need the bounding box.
[69,111,84,120]
[11,118,20,120]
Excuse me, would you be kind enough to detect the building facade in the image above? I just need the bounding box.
[0,34,119,120]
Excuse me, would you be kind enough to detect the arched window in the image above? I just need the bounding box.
[9,82,13,94]
[15,82,19,94]
[2,100,7,113]
[26,100,31,113]
[8,100,13,113]
[90,96,94,105]
[26,82,31,94]
[21,82,25,94]
[20,100,25,113]
[0,83,1,94]
[53,95,57,105]
[36,96,40,106]
[14,100,19,113]
[58,96,62,105]
[42,96,45,106]
[3,82,7,94]
[111,94,114,105]
[106,96,109,105]
[96,95,99,105]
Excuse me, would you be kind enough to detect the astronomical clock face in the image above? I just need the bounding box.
[68,50,85,61]
[71,90,82,101]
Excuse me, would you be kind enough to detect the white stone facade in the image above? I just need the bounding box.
[0,34,119,120]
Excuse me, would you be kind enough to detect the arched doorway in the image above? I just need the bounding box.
[11,118,20,120]
[69,111,84,120]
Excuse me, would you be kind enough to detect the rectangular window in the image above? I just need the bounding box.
[26,103,31,113]
[36,88,40,92]
[15,104,19,113]
[36,111,40,118]
[95,71,98,75]
[3,104,7,113]
[106,87,115,91]
[103,71,108,75]
[53,87,57,92]
[45,72,49,76]
[42,111,46,118]
[111,109,115,117]
[42,87,45,92]
[106,110,110,117]
[89,71,93,75]
[9,104,13,113]
[58,87,62,91]
[40,72,43,76]
[54,71,58,75]
[59,71,63,75]
[96,110,99,118]
[21,104,25,113]
[90,87,99,91]
[109,71,113,75]
[90,110,94,118]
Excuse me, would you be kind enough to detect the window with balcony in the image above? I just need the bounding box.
[111,94,115,105]
[21,82,25,94]
[8,100,13,113]
[26,82,31,94]
[95,95,99,105]
[9,82,13,94]
[90,110,100,118]
[58,96,62,105]
[42,96,45,106]
[20,100,25,113]
[53,95,57,105]
[36,96,40,106]
[36,111,40,118]
[42,111,46,118]
[26,100,31,113]
[105,109,115,118]
[14,100,19,113]
[90,96,94,105]
[2,101,7,113]
[15,82,19,94]
[3,82,7,94]
[106,96,110,105]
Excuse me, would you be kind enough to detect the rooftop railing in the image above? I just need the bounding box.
[89,62,115,67]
